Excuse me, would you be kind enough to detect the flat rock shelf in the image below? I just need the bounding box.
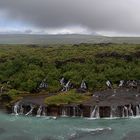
[11,88,140,119]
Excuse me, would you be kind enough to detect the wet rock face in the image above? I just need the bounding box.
[99,106,110,117]
[0,128,6,135]
[12,87,140,118]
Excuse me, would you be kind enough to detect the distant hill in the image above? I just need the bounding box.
[0,34,140,44]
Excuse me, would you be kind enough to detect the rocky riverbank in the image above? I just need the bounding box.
[8,87,140,118]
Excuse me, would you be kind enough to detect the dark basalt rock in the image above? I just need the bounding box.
[131,51,140,58]
[55,58,85,68]
[99,50,140,60]
[11,87,140,118]
[95,52,135,61]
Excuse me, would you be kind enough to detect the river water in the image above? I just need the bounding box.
[0,111,140,140]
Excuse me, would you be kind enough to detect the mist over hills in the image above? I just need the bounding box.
[0,34,140,44]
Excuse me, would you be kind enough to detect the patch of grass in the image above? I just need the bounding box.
[44,90,90,105]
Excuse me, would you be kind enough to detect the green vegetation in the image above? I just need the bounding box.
[0,89,23,106]
[44,90,90,105]
[0,43,140,95]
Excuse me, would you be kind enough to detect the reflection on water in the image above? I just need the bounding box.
[0,111,140,140]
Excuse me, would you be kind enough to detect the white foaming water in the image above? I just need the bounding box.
[13,101,20,115]
[25,105,34,116]
[61,108,67,117]
[19,105,24,115]
[124,106,129,117]
[90,106,100,119]
[136,105,140,116]
[36,106,42,117]
[79,127,112,132]
[73,106,76,117]
[128,105,134,117]
[90,106,97,118]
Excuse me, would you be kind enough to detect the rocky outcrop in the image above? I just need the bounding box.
[10,88,140,119]
[95,51,140,61]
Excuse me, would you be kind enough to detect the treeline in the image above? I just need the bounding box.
[0,43,140,93]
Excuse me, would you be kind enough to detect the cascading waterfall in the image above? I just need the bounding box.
[110,111,113,118]
[128,104,134,117]
[36,106,42,117]
[73,106,76,117]
[124,106,129,117]
[90,106,94,117]
[62,108,67,117]
[42,107,46,117]
[25,105,34,116]
[110,106,117,118]
[122,108,125,118]
[122,105,134,117]
[90,106,97,118]
[12,102,140,118]
[13,101,20,115]
[110,106,113,118]
[19,105,24,115]
[96,106,100,118]
[90,106,100,118]
[136,105,140,116]
[11,103,140,118]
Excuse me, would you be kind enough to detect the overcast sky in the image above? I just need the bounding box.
[0,0,140,36]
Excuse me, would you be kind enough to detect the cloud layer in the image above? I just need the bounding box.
[0,0,140,35]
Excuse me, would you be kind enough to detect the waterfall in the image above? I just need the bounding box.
[96,106,100,119]
[90,106,97,118]
[73,107,76,117]
[110,107,113,118]
[90,106,100,118]
[136,105,140,116]
[81,111,83,118]
[36,106,42,117]
[42,111,46,117]
[19,105,24,115]
[62,108,67,117]
[124,106,129,117]
[130,109,134,116]
[110,106,117,118]
[123,105,134,117]
[25,105,34,116]
[122,108,125,118]
[42,107,46,117]
[13,102,20,115]
[128,105,134,117]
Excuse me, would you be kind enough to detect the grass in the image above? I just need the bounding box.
[44,90,90,105]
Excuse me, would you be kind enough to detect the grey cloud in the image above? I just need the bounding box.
[0,0,140,35]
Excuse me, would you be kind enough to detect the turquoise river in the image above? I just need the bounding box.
[0,111,140,140]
